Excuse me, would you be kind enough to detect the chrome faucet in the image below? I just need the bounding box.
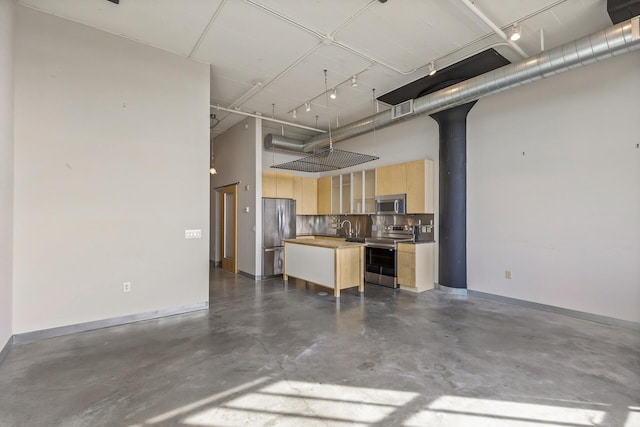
[339,219,353,238]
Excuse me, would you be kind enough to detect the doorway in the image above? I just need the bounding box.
[220,184,238,273]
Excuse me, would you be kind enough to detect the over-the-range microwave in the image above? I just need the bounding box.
[375,194,406,214]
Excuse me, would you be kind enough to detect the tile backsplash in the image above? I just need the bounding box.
[296,213,434,240]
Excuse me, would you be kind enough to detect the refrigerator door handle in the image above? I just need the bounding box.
[264,248,277,252]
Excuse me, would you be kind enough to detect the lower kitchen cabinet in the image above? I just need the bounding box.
[397,243,435,292]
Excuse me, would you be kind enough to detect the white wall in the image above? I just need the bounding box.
[13,7,210,334]
[0,0,15,346]
[210,117,261,276]
[285,51,639,323]
[467,52,640,323]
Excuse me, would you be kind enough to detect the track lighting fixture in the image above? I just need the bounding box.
[305,102,311,112]
[292,109,297,119]
[510,22,521,41]
[351,75,358,87]
[330,88,337,99]
[428,61,436,76]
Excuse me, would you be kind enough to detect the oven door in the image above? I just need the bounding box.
[365,245,398,288]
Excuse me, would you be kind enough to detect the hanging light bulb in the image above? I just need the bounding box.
[209,166,217,175]
[351,75,358,87]
[428,61,437,76]
[305,102,311,112]
[510,22,521,41]
[330,88,337,99]
[292,109,297,119]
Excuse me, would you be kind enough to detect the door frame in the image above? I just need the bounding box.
[220,184,238,273]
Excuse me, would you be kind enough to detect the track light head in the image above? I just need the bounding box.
[330,88,337,99]
[305,102,311,112]
[510,22,521,41]
[351,75,358,87]
[428,61,436,76]
[292,109,297,119]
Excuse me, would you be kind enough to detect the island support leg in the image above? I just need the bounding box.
[358,246,365,294]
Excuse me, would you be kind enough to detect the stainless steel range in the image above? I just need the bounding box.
[364,225,414,288]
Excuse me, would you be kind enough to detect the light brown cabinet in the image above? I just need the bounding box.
[292,176,303,215]
[406,159,434,214]
[397,242,434,292]
[375,159,433,213]
[317,176,331,215]
[276,172,293,199]
[293,176,318,215]
[262,171,277,198]
[375,163,406,196]
[302,177,318,214]
[262,171,294,199]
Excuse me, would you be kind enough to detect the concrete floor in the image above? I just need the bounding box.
[0,266,638,427]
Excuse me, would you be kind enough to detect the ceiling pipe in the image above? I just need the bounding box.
[266,16,640,153]
[212,105,327,134]
[264,134,307,152]
[458,0,529,59]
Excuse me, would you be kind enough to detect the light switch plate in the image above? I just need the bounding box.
[185,229,202,239]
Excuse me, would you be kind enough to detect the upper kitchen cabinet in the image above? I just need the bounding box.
[375,160,434,213]
[331,175,341,214]
[293,176,318,215]
[352,169,376,213]
[406,159,434,214]
[341,173,351,214]
[262,171,294,199]
[317,176,331,215]
[353,171,363,213]
[302,177,318,215]
[262,171,277,197]
[376,163,406,196]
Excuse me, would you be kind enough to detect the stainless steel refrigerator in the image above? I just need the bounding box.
[262,198,296,277]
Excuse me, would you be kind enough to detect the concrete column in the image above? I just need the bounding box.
[0,0,15,350]
[430,102,476,292]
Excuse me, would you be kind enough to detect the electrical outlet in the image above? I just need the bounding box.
[123,282,131,292]
[185,229,202,239]
[505,270,512,279]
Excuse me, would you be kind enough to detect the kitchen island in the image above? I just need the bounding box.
[283,238,365,297]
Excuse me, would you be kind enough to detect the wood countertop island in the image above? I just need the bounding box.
[283,238,365,297]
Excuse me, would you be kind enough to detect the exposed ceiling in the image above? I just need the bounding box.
[18,0,614,141]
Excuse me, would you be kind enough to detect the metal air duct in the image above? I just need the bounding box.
[265,16,640,153]
[264,134,306,152]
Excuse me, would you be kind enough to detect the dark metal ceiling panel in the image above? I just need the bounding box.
[378,49,510,106]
